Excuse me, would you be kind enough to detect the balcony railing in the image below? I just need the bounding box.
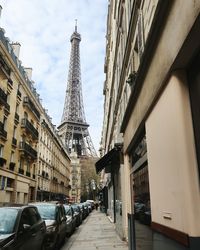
[21,118,39,140]
[19,142,37,159]
[9,162,15,171]
[23,97,40,120]
[0,88,7,106]
[0,121,7,140]
[4,102,10,115]
[15,113,19,123]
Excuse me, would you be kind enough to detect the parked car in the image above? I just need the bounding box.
[0,205,46,250]
[31,202,67,250]
[79,203,89,219]
[71,204,82,226]
[63,205,76,236]
[86,200,95,210]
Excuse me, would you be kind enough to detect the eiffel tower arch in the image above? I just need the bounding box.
[58,24,97,158]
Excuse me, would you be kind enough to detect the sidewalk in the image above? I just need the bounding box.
[61,210,128,250]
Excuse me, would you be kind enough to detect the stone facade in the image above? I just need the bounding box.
[99,0,200,249]
[0,21,70,205]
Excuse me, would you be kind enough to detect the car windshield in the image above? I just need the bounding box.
[72,205,79,212]
[0,208,18,234]
[64,205,72,215]
[35,205,56,220]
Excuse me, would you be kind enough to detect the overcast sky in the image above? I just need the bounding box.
[0,0,107,153]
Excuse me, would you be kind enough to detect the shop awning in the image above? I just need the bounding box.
[95,143,123,174]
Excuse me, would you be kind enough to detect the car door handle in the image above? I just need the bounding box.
[32,233,36,237]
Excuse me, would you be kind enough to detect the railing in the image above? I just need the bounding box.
[15,113,19,123]
[19,142,37,159]
[4,102,10,113]
[21,118,39,140]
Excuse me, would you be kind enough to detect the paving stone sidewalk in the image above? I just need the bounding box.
[61,210,128,250]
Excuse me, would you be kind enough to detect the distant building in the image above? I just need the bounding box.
[97,1,200,249]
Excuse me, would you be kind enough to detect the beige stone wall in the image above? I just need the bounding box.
[0,26,70,204]
[124,0,200,151]
[146,71,200,236]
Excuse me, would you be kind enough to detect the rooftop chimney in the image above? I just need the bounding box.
[24,67,32,80]
[0,6,3,21]
[11,42,21,58]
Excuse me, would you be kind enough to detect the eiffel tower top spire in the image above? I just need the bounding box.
[58,25,97,158]
[75,19,77,32]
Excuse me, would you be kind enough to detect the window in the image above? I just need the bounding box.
[19,209,31,229]
[13,126,17,138]
[3,117,7,130]
[24,112,28,119]
[28,207,41,225]
[16,104,19,113]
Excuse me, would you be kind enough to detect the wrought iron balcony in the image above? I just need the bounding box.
[0,88,7,106]
[0,157,6,167]
[15,113,19,123]
[21,118,39,140]
[4,102,10,114]
[19,141,37,160]
[0,121,7,140]
[23,97,40,120]
[9,162,15,171]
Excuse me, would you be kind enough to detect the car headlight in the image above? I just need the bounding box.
[47,225,56,233]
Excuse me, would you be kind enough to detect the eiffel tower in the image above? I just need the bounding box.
[58,22,97,158]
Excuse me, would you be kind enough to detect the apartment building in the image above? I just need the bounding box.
[37,116,71,202]
[97,1,200,249]
[0,19,71,205]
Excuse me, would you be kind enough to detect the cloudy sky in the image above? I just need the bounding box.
[0,0,107,153]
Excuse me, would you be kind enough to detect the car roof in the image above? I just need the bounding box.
[0,205,36,210]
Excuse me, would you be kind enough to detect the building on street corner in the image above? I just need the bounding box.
[96,0,200,250]
[0,8,71,205]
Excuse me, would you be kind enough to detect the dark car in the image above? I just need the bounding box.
[63,205,76,237]
[0,205,46,250]
[71,204,82,226]
[31,202,67,250]
[79,203,89,219]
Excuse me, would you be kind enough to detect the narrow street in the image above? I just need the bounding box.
[61,210,128,250]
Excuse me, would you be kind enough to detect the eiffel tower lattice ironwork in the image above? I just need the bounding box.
[58,23,97,157]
